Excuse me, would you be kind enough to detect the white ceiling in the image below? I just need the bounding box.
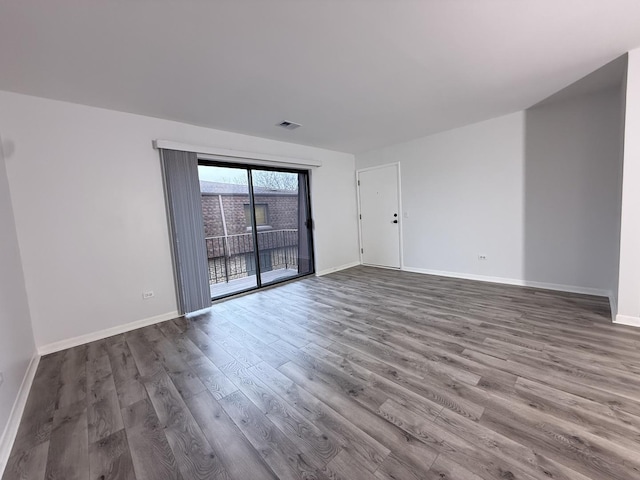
[1,1,639,153]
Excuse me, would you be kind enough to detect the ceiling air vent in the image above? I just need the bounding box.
[277,120,302,130]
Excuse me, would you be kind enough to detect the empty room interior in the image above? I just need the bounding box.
[3,1,640,479]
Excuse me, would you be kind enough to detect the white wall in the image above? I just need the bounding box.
[0,136,36,457]
[617,48,640,325]
[356,87,623,297]
[0,91,359,349]
[357,113,526,281]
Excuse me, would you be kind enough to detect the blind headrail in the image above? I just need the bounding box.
[153,140,322,168]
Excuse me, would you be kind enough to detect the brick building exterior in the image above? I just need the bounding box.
[201,193,298,237]
[200,181,300,283]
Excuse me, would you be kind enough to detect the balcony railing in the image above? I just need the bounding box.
[205,229,298,284]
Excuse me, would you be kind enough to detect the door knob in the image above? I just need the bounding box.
[392,219,398,224]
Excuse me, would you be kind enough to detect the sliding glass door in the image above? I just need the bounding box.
[197,162,314,299]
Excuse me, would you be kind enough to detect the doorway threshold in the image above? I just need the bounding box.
[210,268,299,299]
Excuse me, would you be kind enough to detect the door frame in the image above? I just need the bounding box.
[356,162,403,269]
[197,159,316,299]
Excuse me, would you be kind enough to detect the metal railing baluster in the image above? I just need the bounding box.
[205,229,299,285]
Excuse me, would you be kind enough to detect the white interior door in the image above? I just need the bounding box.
[358,164,401,268]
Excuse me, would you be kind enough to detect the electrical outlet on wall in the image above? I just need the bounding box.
[142,291,154,299]
[478,254,487,261]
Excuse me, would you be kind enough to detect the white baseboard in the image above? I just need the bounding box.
[0,353,40,476]
[401,266,611,298]
[614,314,640,327]
[316,261,361,277]
[37,310,180,355]
[362,264,401,271]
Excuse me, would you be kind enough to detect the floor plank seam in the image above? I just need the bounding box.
[5,266,639,480]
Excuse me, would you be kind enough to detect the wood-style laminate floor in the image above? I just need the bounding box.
[4,266,640,480]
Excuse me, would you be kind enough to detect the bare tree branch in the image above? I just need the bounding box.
[252,171,298,191]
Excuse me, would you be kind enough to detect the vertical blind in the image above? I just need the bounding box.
[160,149,212,314]
[297,172,313,274]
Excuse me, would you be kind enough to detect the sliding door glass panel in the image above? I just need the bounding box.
[198,165,258,299]
[251,169,314,286]
[197,162,314,300]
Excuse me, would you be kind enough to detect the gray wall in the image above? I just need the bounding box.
[356,85,624,299]
[524,87,624,293]
[0,137,36,454]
